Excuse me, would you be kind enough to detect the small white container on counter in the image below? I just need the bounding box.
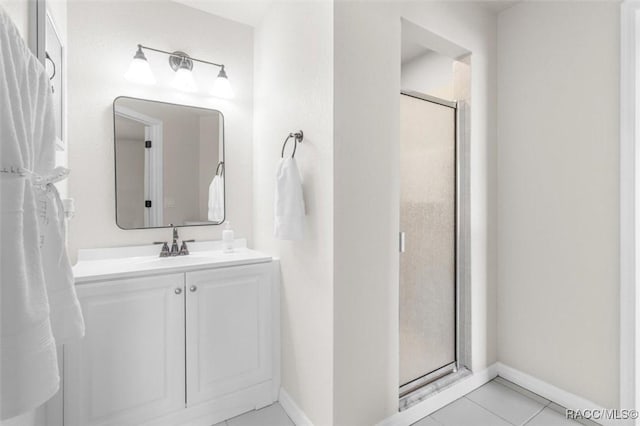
[222,221,234,253]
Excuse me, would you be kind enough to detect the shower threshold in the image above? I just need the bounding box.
[399,364,471,411]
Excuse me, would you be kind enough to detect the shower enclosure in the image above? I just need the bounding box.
[399,91,458,397]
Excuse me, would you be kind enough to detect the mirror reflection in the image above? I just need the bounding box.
[113,97,224,229]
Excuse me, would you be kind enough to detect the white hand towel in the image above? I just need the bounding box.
[1,7,84,420]
[208,175,224,222]
[274,157,305,240]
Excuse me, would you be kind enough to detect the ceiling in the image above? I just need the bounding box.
[400,1,521,64]
[476,0,521,13]
[170,0,273,27]
[171,0,521,28]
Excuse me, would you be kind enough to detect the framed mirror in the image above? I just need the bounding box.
[113,97,225,229]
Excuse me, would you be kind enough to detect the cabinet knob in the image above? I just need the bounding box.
[190,285,197,292]
[175,287,182,295]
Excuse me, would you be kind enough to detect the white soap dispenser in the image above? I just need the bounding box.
[222,221,234,253]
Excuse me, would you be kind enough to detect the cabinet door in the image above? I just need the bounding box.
[64,274,185,426]
[185,263,272,405]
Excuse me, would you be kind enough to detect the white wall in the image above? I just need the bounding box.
[253,2,334,425]
[401,51,455,100]
[333,2,497,424]
[67,0,253,261]
[0,0,28,41]
[333,5,401,423]
[497,1,620,409]
[0,412,44,426]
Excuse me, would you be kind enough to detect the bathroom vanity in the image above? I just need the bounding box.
[64,240,279,426]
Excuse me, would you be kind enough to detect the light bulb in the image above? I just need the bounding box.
[211,67,234,99]
[172,58,197,92]
[124,46,156,85]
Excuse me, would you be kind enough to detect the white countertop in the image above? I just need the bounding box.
[73,239,272,284]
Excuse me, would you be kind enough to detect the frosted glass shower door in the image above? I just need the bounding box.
[399,93,456,390]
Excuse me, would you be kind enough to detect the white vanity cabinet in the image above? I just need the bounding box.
[65,247,278,426]
[185,264,273,406]
[64,274,186,426]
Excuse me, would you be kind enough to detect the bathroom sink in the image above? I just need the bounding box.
[127,251,227,267]
[111,249,240,271]
[73,243,272,284]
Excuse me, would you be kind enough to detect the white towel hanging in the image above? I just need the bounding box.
[274,157,306,240]
[208,174,224,222]
[0,8,84,420]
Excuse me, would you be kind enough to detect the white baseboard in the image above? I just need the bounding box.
[279,388,313,426]
[376,363,498,426]
[282,363,617,426]
[495,363,620,426]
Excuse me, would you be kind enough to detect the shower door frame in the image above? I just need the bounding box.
[398,90,471,401]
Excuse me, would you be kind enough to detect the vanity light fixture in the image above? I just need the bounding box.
[212,67,234,99]
[124,45,156,85]
[125,44,234,98]
[170,52,197,93]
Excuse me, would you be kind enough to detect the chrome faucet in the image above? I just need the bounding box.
[170,227,180,256]
[156,227,194,257]
[179,239,195,256]
[154,241,171,257]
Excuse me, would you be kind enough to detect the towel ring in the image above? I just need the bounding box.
[215,161,224,177]
[281,130,304,158]
[45,52,56,81]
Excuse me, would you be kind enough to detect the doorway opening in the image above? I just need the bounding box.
[114,104,164,228]
[399,18,471,409]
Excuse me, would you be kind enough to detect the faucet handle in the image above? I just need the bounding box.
[170,240,180,256]
[178,240,195,256]
[155,242,170,257]
[179,241,189,256]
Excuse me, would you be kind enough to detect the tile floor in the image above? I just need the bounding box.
[214,377,596,426]
[415,377,596,426]
[213,403,294,426]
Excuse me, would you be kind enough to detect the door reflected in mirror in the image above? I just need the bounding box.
[113,97,224,229]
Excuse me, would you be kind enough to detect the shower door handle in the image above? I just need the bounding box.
[399,232,406,253]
